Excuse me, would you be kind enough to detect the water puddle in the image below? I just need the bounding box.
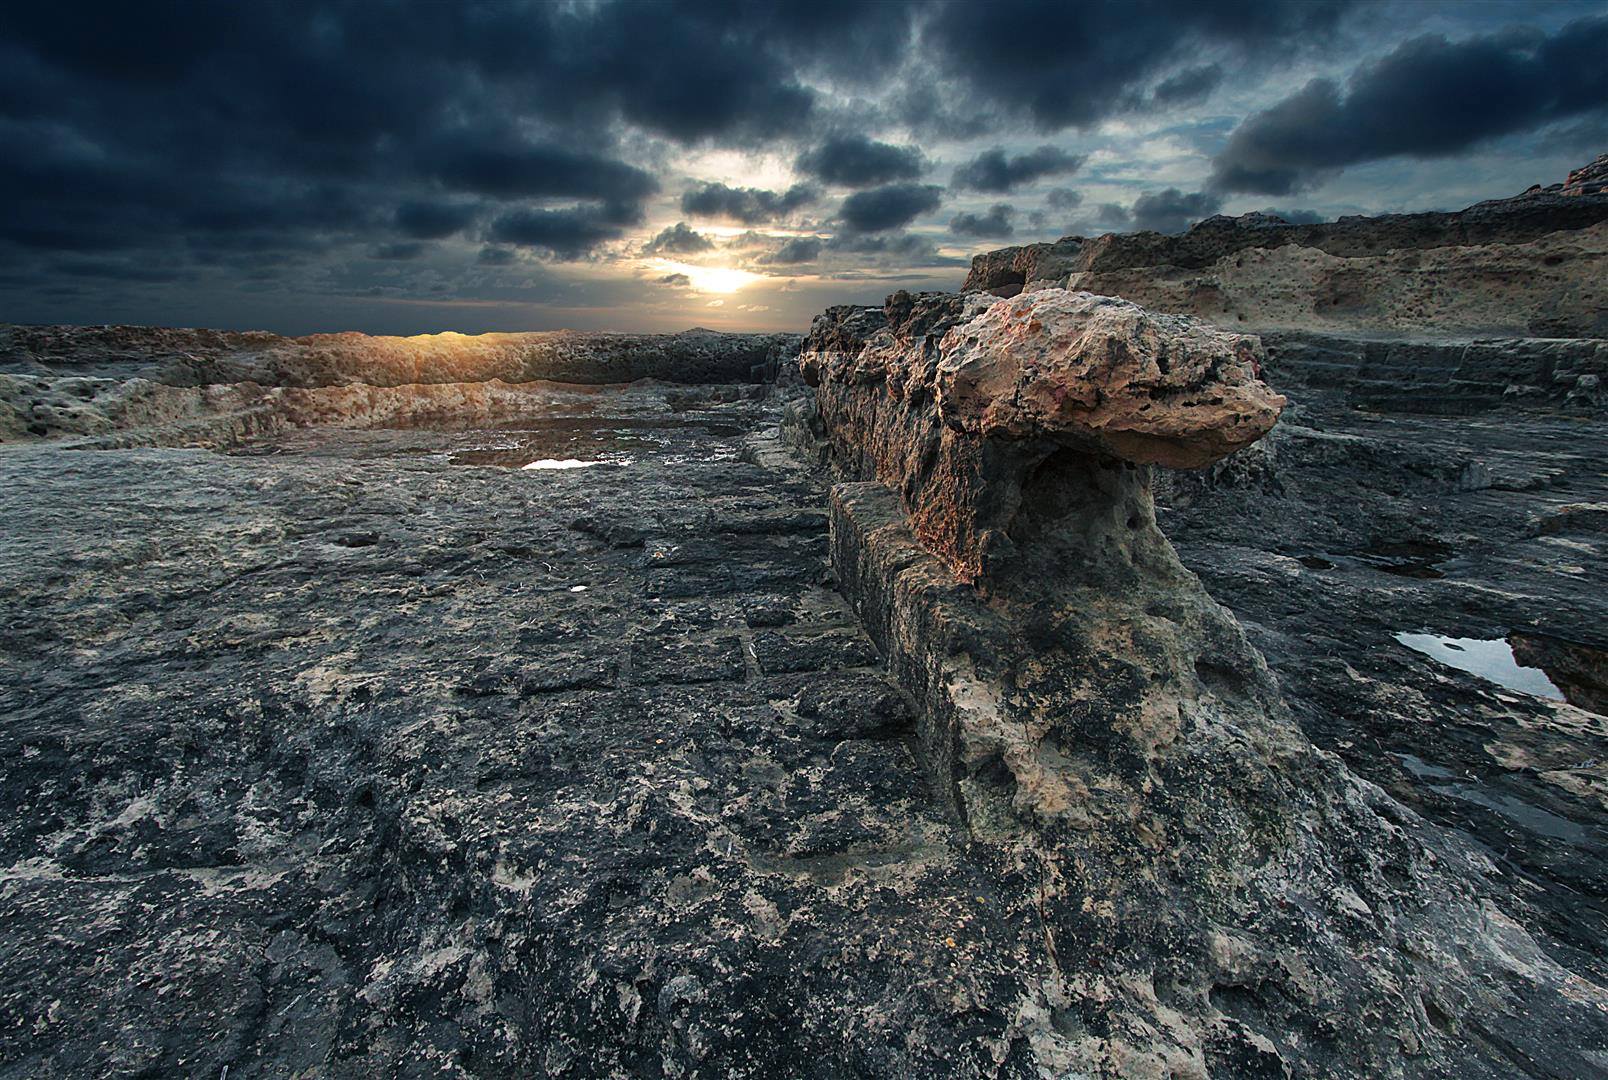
[446,415,745,470]
[521,458,610,471]
[1394,632,1564,701]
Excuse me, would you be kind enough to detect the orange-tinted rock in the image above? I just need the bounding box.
[799,288,1283,580]
[937,290,1283,469]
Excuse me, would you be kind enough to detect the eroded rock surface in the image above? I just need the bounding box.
[0,323,799,444]
[798,286,1608,1076]
[963,162,1608,337]
[0,384,1026,1077]
[801,289,1282,581]
[1153,353,1608,994]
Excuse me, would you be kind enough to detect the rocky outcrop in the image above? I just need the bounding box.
[0,323,797,388]
[800,289,1282,580]
[798,286,1608,1076]
[1564,153,1608,197]
[0,324,799,442]
[963,162,1608,337]
[1254,332,1607,415]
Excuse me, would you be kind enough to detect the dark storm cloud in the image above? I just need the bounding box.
[1210,16,1608,194]
[950,205,1017,238]
[1095,203,1133,228]
[371,241,429,261]
[0,0,909,284]
[796,134,926,187]
[1259,207,1326,224]
[838,184,944,233]
[485,207,627,260]
[395,201,480,240]
[680,183,819,225]
[758,237,825,265]
[642,222,715,255]
[1152,64,1225,106]
[920,0,1355,131]
[0,0,1594,333]
[1045,188,1084,211]
[428,135,659,208]
[951,147,1084,193]
[1128,189,1223,234]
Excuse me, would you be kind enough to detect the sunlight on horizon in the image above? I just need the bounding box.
[648,259,765,294]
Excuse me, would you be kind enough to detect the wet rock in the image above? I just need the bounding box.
[802,284,1608,1076]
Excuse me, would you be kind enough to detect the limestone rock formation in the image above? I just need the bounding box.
[797,286,1608,1076]
[0,324,798,443]
[801,289,1282,580]
[0,323,797,389]
[962,159,1608,337]
[937,291,1283,469]
[1564,153,1608,197]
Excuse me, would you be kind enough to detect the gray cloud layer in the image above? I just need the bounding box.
[0,0,1601,332]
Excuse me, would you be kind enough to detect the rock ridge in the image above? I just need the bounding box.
[963,158,1608,337]
[0,323,798,389]
[800,288,1283,581]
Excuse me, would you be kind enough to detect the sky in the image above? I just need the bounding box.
[1,0,1605,337]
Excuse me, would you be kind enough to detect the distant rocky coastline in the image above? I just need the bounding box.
[965,155,1608,338]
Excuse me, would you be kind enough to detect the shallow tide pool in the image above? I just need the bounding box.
[1394,632,1564,702]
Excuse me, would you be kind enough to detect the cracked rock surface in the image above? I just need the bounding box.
[0,384,1032,1077]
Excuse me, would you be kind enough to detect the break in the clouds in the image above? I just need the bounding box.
[0,0,1604,335]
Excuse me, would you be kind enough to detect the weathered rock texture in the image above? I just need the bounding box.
[801,289,1282,581]
[0,323,799,444]
[1255,332,1606,416]
[0,323,798,387]
[1564,153,1608,197]
[798,287,1608,1076]
[963,168,1608,337]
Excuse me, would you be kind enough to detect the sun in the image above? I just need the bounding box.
[650,259,762,294]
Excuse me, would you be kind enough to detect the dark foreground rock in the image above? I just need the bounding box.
[797,286,1608,1076]
[0,384,1020,1077]
[1154,346,1608,995]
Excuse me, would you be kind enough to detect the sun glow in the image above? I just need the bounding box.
[650,259,763,294]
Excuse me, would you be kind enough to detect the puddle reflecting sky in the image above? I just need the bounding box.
[445,415,744,470]
[521,458,610,471]
[1394,632,1565,701]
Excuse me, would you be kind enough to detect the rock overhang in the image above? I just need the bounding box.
[934,289,1285,470]
[799,286,1286,581]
